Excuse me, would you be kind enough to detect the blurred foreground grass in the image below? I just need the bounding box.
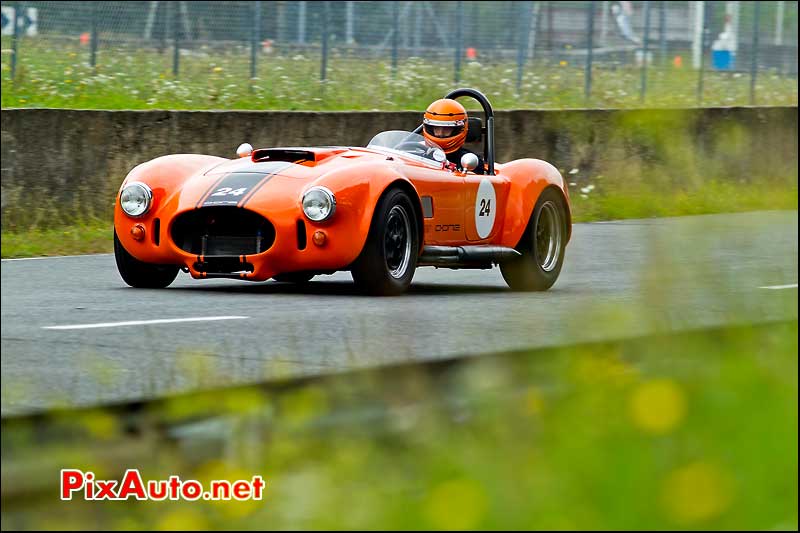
[2,181,796,258]
[2,320,797,529]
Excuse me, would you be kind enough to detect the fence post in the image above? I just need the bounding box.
[600,0,609,45]
[658,1,666,64]
[640,1,651,102]
[90,2,99,69]
[392,1,399,77]
[251,1,261,79]
[413,2,422,55]
[11,2,21,79]
[750,1,761,105]
[546,1,553,51]
[691,0,704,68]
[172,1,180,77]
[774,0,784,45]
[158,2,167,54]
[345,1,354,44]
[516,2,533,94]
[320,1,329,82]
[696,2,709,103]
[298,1,306,44]
[585,1,595,101]
[454,1,464,84]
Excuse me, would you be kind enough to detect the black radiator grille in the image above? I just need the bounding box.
[171,207,275,256]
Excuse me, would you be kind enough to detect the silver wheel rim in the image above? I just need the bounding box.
[535,200,562,272]
[384,205,412,279]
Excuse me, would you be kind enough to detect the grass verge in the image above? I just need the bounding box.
[1,222,114,258]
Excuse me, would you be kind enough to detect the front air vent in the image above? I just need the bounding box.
[153,218,161,246]
[296,219,307,250]
[171,207,275,256]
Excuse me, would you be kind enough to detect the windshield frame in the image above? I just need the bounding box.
[366,130,446,168]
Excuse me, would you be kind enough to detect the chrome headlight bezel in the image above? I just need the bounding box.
[302,186,336,222]
[119,182,153,218]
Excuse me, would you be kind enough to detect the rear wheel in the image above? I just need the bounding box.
[501,188,567,291]
[351,187,419,296]
[114,230,179,288]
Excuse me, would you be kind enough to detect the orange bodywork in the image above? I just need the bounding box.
[114,145,571,282]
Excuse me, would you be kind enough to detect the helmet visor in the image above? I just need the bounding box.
[423,122,465,139]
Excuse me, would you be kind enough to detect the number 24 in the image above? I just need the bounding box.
[211,187,247,197]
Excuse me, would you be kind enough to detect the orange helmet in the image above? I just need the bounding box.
[422,99,468,154]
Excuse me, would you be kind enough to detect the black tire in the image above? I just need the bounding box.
[114,229,179,288]
[351,187,419,296]
[500,187,568,291]
[273,272,315,284]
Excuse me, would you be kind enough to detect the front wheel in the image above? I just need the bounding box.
[351,188,419,296]
[114,230,179,288]
[500,188,568,291]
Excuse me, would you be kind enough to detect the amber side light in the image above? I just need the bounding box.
[131,224,146,241]
[312,231,327,246]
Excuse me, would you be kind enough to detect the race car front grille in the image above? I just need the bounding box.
[171,207,276,256]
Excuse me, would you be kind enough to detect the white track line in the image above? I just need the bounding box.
[43,316,249,330]
[2,253,112,262]
[759,283,798,290]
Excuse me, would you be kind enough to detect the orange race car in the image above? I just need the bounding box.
[114,88,571,295]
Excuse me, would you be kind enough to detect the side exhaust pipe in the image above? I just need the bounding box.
[418,245,521,267]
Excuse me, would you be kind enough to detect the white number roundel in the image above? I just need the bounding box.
[474,178,496,239]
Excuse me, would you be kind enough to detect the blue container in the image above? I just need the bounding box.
[712,50,735,70]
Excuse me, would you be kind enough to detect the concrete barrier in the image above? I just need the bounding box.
[1,107,796,230]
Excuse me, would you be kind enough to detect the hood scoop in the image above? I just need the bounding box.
[252,148,316,165]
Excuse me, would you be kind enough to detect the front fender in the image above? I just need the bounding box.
[115,154,229,263]
[307,161,422,265]
[119,154,229,219]
[499,159,571,248]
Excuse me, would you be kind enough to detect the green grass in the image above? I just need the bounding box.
[569,181,799,222]
[1,37,797,111]
[1,222,114,258]
[3,320,797,529]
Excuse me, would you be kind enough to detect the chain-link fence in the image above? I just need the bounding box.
[1,1,797,109]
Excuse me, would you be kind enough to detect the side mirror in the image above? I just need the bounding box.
[237,143,253,158]
[460,152,479,172]
[432,148,446,163]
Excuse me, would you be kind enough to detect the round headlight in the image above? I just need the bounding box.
[302,187,336,222]
[120,182,152,217]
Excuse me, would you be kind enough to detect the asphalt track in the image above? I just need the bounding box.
[2,211,797,416]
